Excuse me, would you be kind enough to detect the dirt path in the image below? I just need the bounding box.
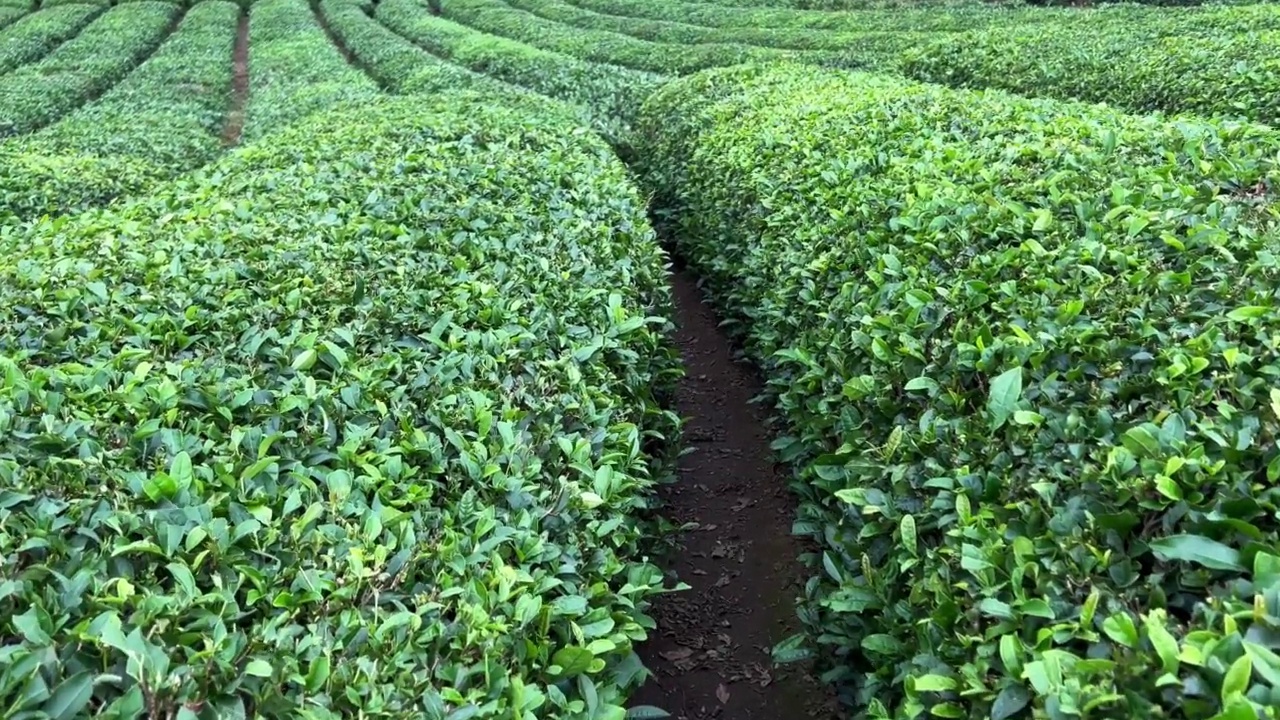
[220,11,248,146]
[630,267,837,720]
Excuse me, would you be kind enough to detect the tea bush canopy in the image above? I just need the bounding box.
[636,62,1280,719]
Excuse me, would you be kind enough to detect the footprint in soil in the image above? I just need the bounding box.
[630,268,838,720]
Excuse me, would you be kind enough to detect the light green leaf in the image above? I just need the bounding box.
[1149,534,1243,571]
[244,660,273,678]
[626,707,672,719]
[904,377,938,393]
[1102,612,1138,648]
[1013,410,1043,426]
[551,646,595,677]
[913,674,958,692]
[987,367,1023,429]
[1221,653,1252,701]
[900,515,917,556]
[13,607,50,646]
[1144,611,1180,674]
[1121,426,1159,457]
[1227,305,1268,322]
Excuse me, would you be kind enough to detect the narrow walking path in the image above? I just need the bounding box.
[631,267,837,720]
[221,11,249,146]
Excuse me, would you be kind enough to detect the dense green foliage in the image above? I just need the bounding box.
[0,1,237,219]
[501,0,925,62]
[0,92,681,720]
[638,63,1280,720]
[560,0,1060,33]
[319,0,501,94]
[439,0,825,74]
[242,0,377,143]
[0,4,101,76]
[0,2,177,138]
[0,6,26,30]
[902,4,1280,125]
[377,0,659,145]
[324,0,625,148]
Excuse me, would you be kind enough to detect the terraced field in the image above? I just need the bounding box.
[1,0,1279,719]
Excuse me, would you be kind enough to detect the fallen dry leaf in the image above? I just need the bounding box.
[661,647,694,662]
[716,683,730,704]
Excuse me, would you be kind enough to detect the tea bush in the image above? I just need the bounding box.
[242,0,378,143]
[0,92,680,720]
[638,63,1280,719]
[0,6,25,30]
[902,6,1280,125]
[439,0,824,74]
[0,2,178,138]
[0,4,103,76]
[315,0,611,142]
[501,0,926,63]
[377,0,660,146]
[0,1,238,219]
[560,0,1060,34]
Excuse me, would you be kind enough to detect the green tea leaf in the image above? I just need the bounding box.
[551,646,595,677]
[987,367,1022,429]
[913,674,957,692]
[44,672,93,719]
[1102,612,1138,648]
[1227,305,1268,322]
[1149,534,1243,571]
[1221,653,1252,701]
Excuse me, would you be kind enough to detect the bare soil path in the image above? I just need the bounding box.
[220,11,249,146]
[630,267,837,720]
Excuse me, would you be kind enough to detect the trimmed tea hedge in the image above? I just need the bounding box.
[0,92,680,720]
[320,0,612,144]
[502,0,926,62]
[440,0,821,74]
[561,0,1059,34]
[319,0,498,93]
[0,4,101,75]
[242,0,377,142]
[0,6,26,30]
[0,0,238,218]
[377,0,658,146]
[0,2,178,138]
[638,63,1280,719]
[901,8,1280,126]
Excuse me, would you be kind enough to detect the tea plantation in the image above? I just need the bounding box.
[0,0,1277,718]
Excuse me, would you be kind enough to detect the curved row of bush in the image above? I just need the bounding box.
[669,0,992,10]
[0,1,237,219]
[319,0,500,94]
[0,4,101,75]
[0,91,681,720]
[317,0,609,141]
[241,0,377,143]
[0,1,177,138]
[0,5,25,29]
[439,0,829,75]
[377,0,659,148]
[501,0,925,64]
[560,0,1060,34]
[638,63,1280,719]
[901,8,1280,126]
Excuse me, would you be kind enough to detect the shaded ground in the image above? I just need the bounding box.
[221,12,249,146]
[631,267,837,720]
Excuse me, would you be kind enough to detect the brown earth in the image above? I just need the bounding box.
[630,267,838,720]
[220,12,249,146]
